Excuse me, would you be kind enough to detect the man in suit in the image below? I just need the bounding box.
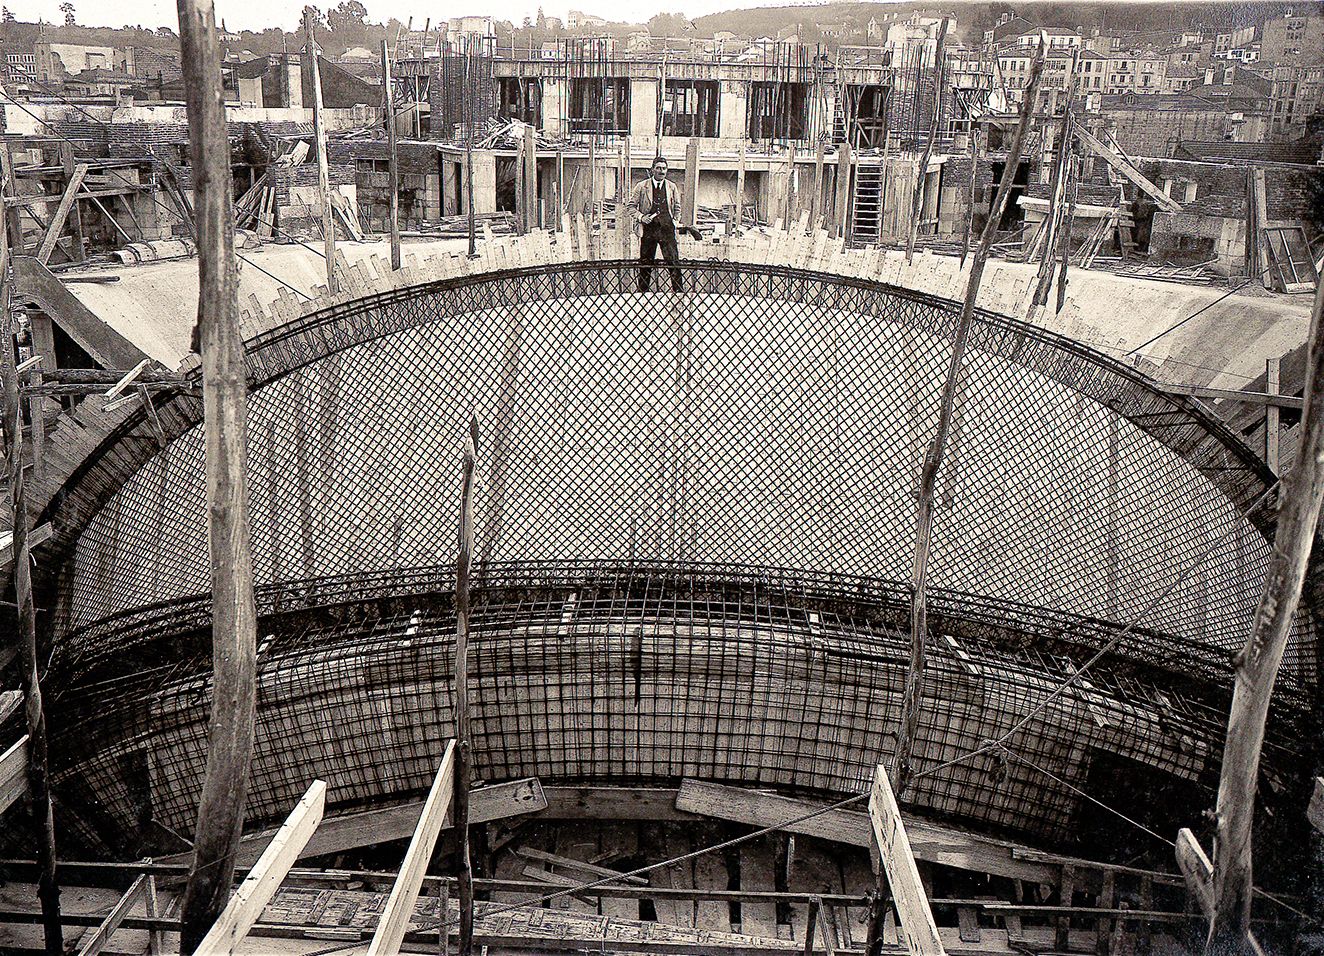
[627,156,684,293]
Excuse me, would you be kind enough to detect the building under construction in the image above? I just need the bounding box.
[0,9,1323,956]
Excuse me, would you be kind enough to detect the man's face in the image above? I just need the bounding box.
[652,162,667,181]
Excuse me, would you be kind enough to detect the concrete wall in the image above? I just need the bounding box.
[718,79,747,139]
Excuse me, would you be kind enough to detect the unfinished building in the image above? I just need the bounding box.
[1,17,1323,956]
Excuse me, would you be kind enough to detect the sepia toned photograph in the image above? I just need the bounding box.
[0,0,1321,952]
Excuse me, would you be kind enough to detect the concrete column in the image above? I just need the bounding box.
[631,77,658,138]
[542,78,565,137]
[468,153,498,214]
[718,79,747,140]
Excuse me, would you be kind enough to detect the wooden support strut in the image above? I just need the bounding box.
[892,39,1047,800]
[1073,125,1181,215]
[175,0,259,949]
[194,781,327,956]
[904,15,947,263]
[1,129,62,956]
[867,765,945,955]
[304,8,336,292]
[365,742,457,956]
[455,417,478,956]
[381,39,402,270]
[1208,275,1324,953]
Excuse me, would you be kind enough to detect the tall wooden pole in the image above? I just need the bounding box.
[304,8,337,292]
[381,39,402,271]
[176,0,259,949]
[904,16,948,263]
[455,416,477,956]
[1209,275,1324,953]
[892,40,1046,800]
[465,51,476,258]
[0,176,62,956]
[960,126,978,265]
[1031,50,1079,309]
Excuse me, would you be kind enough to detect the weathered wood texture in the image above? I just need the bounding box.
[1209,275,1324,952]
[175,0,259,948]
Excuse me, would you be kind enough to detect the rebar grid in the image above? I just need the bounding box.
[34,260,1312,853]
[49,575,1300,858]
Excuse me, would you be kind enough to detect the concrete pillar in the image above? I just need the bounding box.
[631,77,658,138]
[718,79,747,140]
[468,153,498,214]
[286,56,303,109]
[542,78,565,137]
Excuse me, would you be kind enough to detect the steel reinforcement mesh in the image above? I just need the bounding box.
[47,262,1305,685]
[51,575,1264,854]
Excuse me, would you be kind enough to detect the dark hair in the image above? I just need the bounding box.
[652,156,668,167]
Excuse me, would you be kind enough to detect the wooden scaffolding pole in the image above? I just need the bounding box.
[381,39,402,270]
[0,163,62,956]
[176,0,259,949]
[904,16,948,263]
[1030,51,1079,310]
[891,40,1046,800]
[465,51,476,258]
[1208,275,1324,952]
[304,8,337,292]
[455,417,478,956]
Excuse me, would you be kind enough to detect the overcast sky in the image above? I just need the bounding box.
[13,0,853,32]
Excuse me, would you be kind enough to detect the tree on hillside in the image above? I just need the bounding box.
[2,7,14,23]
[647,12,691,36]
[327,0,367,31]
[58,0,74,25]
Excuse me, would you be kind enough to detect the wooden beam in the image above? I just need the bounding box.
[1158,383,1303,410]
[365,740,457,956]
[381,39,401,270]
[683,138,699,229]
[1174,830,1265,956]
[34,163,88,265]
[160,777,546,868]
[867,765,945,955]
[175,0,260,948]
[0,735,29,815]
[455,419,477,956]
[675,779,1058,885]
[59,145,86,264]
[194,780,327,956]
[1,522,52,568]
[75,874,148,956]
[894,37,1045,799]
[1073,126,1180,215]
[1,144,62,956]
[833,142,851,241]
[304,10,336,292]
[1265,357,1280,473]
[1209,275,1324,953]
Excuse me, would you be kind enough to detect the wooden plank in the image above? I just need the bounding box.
[365,742,456,956]
[1158,383,1302,410]
[163,777,545,869]
[1074,126,1180,214]
[305,10,336,291]
[1175,829,1266,956]
[516,847,647,884]
[676,779,1057,885]
[737,838,778,939]
[35,163,88,265]
[60,144,86,263]
[0,735,29,815]
[193,780,327,956]
[867,766,945,955]
[75,875,147,956]
[1310,778,1324,835]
